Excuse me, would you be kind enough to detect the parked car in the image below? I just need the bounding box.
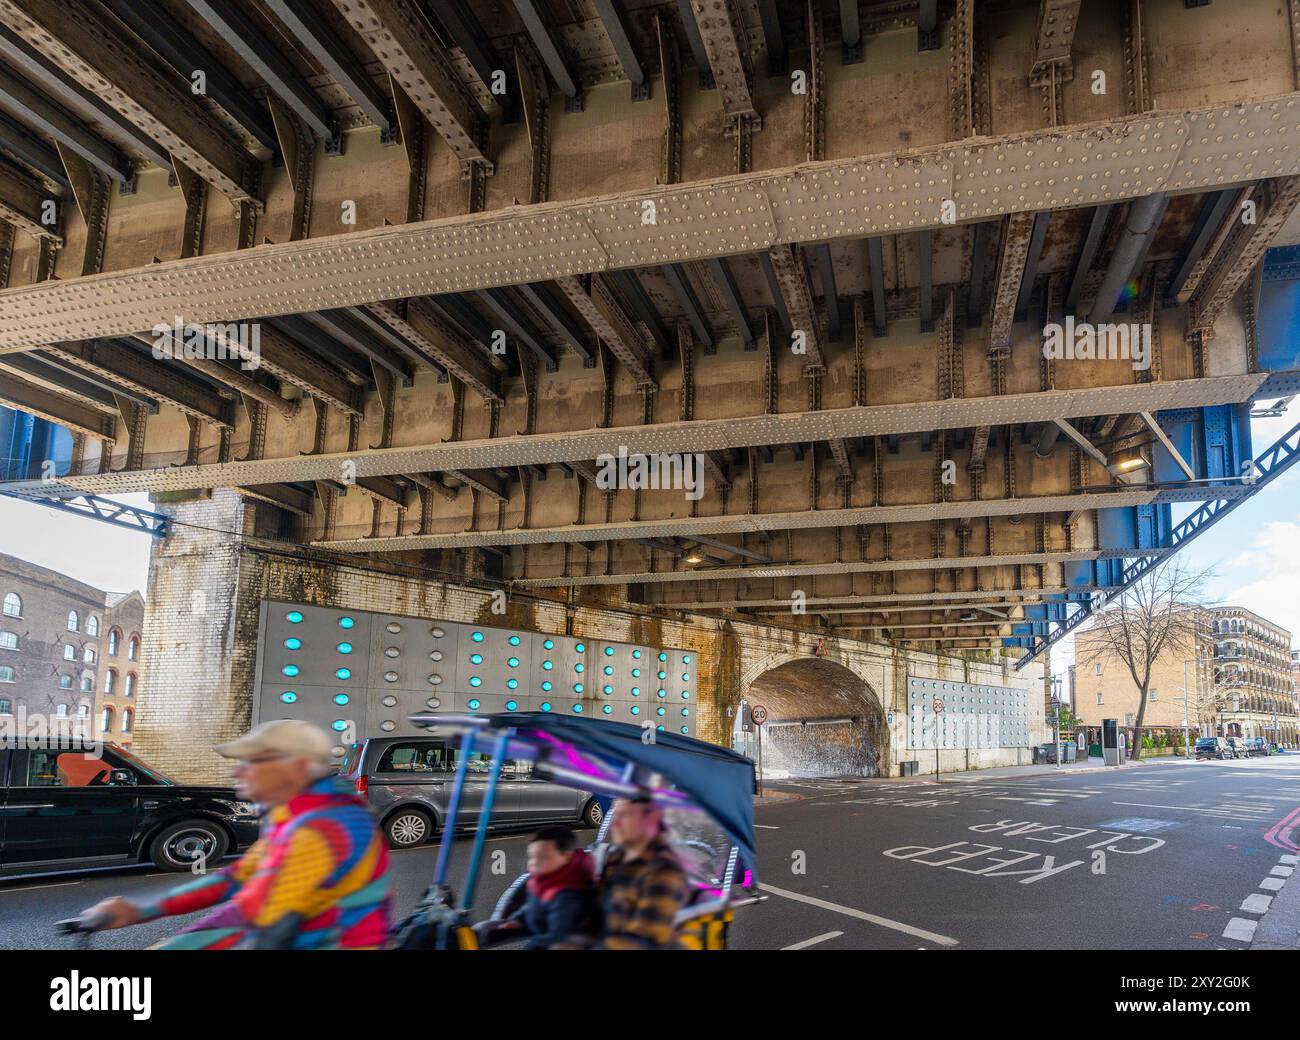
[1242,737,1269,757]
[339,736,602,849]
[0,740,260,876]
[1194,737,1232,760]
[1225,737,1250,759]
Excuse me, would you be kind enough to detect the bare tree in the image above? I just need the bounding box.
[1076,557,1214,760]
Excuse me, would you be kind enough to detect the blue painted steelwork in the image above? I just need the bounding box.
[1011,421,1300,670]
[0,488,169,537]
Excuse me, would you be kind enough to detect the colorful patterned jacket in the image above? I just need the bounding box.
[592,836,690,949]
[138,776,392,950]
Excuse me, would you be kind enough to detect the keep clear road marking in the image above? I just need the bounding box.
[782,930,844,950]
[759,883,960,947]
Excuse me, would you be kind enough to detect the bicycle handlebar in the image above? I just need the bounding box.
[56,911,109,935]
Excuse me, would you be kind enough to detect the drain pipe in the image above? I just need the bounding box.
[1087,192,1167,324]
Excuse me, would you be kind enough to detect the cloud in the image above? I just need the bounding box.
[1215,517,1300,641]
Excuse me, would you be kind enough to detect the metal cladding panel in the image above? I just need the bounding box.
[457,624,534,706]
[906,676,1032,750]
[262,603,373,688]
[258,684,368,749]
[1258,279,1300,372]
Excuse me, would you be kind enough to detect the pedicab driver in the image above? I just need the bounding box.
[80,720,394,950]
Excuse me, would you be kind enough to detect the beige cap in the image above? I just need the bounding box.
[214,719,333,764]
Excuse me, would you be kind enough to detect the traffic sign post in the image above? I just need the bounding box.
[932,698,945,780]
[752,705,767,796]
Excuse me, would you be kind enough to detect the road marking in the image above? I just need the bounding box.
[1222,918,1258,942]
[1259,877,1285,891]
[1113,801,1261,819]
[0,880,81,894]
[782,930,844,950]
[1281,854,1299,865]
[1269,865,1294,877]
[759,883,959,947]
[1241,893,1272,914]
[755,824,781,830]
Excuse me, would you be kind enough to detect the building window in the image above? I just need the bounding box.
[128,636,139,662]
[1096,692,1104,705]
[0,666,13,683]
[55,704,68,718]
[104,669,116,695]
[0,697,11,713]
[80,675,93,693]
[1095,662,1103,675]
[100,706,113,733]
[108,629,120,656]
[121,709,132,734]
[125,673,136,698]
[62,644,75,661]
[0,630,17,650]
[58,675,72,690]
[86,615,99,636]
[1150,688,1158,701]
[76,703,89,719]
[67,611,79,632]
[83,646,96,664]
[2,593,20,617]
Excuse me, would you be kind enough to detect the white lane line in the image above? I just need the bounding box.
[759,883,959,947]
[1112,801,1262,819]
[1223,918,1258,942]
[782,930,844,950]
[755,824,781,830]
[1,880,82,894]
[1259,877,1285,891]
[1241,893,1273,914]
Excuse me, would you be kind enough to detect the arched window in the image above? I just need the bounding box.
[2,593,20,617]
[67,611,79,632]
[108,629,120,656]
[104,669,116,695]
[0,697,11,714]
[58,675,72,690]
[121,709,132,734]
[79,675,93,693]
[82,646,96,664]
[55,704,68,718]
[62,644,75,661]
[0,667,13,684]
[100,706,113,733]
[0,631,17,650]
[125,673,136,698]
[128,636,139,662]
[76,703,89,719]
[86,615,99,636]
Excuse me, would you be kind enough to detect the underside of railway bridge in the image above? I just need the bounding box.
[2,0,1300,778]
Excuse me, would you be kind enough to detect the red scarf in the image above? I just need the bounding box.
[527,849,594,902]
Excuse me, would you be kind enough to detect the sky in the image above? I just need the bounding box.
[1,401,1297,657]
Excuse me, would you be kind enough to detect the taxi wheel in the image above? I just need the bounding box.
[581,798,603,829]
[385,808,433,848]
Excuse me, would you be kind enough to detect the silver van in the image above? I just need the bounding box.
[339,736,603,849]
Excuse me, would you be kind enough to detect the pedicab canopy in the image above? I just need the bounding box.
[410,711,758,879]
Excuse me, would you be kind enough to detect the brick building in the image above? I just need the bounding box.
[1208,607,1297,746]
[0,552,145,746]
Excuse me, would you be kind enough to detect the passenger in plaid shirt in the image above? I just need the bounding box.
[588,795,690,950]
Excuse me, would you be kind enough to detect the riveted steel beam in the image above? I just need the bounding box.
[767,244,823,368]
[0,160,55,240]
[1030,0,1083,78]
[0,353,123,411]
[430,1,516,121]
[662,263,714,354]
[511,0,579,104]
[704,257,754,349]
[198,321,360,416]
[373,299,501,401]
[0,0,254,203]
[1164,189,1235,306]
[555,274,654,386]
[1089,192,1167,324]
[515,283,594,365]
[332,0,488,167]
[685,0,756,120]
[25,350,156,411]
[8,373,1266,496]
[5,98,1300,348]
[0,369,116,438]
[300,309,417,386]
[1065,204,1112,312]
[474,287,557,372]
[0,109,68,186]
[988,212,1036,356]
[662,588,1070,611]
[444,467,506,502]
[593,0,648,100]
[239,482,314,516]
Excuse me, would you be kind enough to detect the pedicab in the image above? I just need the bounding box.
[389,710,761,950]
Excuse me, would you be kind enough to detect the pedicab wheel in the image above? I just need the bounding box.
[581,798,603,829]
[385,808,433,848]
[150,819,229,872]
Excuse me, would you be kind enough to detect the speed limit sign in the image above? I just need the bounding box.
[751,704,769,726]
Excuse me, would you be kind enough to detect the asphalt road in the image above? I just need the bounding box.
[2,756,1298,950]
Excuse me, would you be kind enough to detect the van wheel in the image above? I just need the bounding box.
[581,798,604,829]
[149,819,229,872]
[385,809,433,848]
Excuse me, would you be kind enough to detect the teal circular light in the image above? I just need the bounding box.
[657,725,665,732]
[281,664,300,677]
[472,631,485,643]
[604,646,614,657]
[283,637,302,650]
[574,663,584,673]
[542,660,554,670]
[575,643,585,653]
[541,680,553,692]
[681,673,690,682]
[507,678,519,690]
[632,668,641,677]
[604,665,613,676]
[506,700,518,711]
[682,655,691,665]
[657,689,666,698]
[630,706,640,716]
[603,685,613,695]
[339,616,355,629]
[632,650,642,659]
[334,693,350,705]
[657,707,666,716]
[573,703,583,713]
[574,682,584,693]
[335,667,351,680]
[603,705,613,714]
[681,708,690,717]
[681,726,689,734]
[631,687,640,697]
[470,653,483,665]
[280,691,298,704]
[337,642,353,655]
[508,657,520,668]
[540,702,552,712]
[469,676,482,687]
[331,719,347,732]
[681,691,690,699]
[468,699,480,710]
[543,639,554,650]
[509,635,521,646]
[286,611,304,624]
[658,652,667,662]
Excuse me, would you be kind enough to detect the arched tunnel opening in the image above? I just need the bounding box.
[737,658,888,778]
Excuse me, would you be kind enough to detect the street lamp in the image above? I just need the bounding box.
[1051,675,1063,769]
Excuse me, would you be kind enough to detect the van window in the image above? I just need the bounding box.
[377,742,451,773]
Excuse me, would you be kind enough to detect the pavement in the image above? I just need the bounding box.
[3,754,1299,950]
